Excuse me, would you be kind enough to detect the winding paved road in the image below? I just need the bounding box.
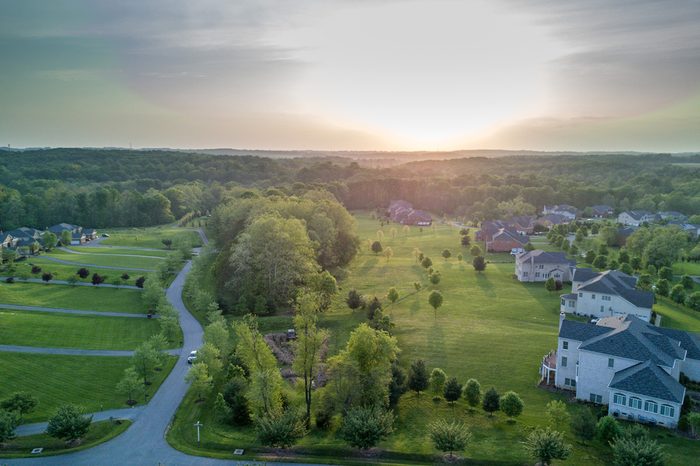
[0,303,150,318]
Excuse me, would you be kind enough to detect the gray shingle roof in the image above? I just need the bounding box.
[577,270,653,308]
[572,267,599,283]
[492,228,528,245]
[579,316,686,366]
[559,319,611,341]
[517,250,575,266]
[609,361,686,403]
[654,327,700,360]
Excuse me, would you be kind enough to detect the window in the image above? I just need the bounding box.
[538,264,544,269]
[578,292,583,298]
[589,393,602,403]
[608,358,614,368]
[613,393,626,405]
[591,294,596,299]
[563,341,569,350]
[564,378,576,387]
[629,397,642,409]
[524,272,528,277]
[569,300,575,307]
[644,400,658,414]
[561,356,567,367]
[600,305,604,312]
[561,298,565,305]
[535,272,540,278]
[602,295,611,301]
[660,405,675,417]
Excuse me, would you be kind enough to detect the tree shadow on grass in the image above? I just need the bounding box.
[427,317,446,364]
[475,273,496,297]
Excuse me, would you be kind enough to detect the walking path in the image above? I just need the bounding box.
[0,345,180,357]
[58,247,165,260]
[40,256,156,273]
[0,303,153,318]
[2,229,322,465]
[0,276,141,289]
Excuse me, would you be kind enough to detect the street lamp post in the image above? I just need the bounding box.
[194,421,203,444]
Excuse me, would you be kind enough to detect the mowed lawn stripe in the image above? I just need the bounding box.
[0,353,176,423]
[66,246,169,258]
[0,282,147,314]
[46,250,163,269]
[12,258,144,283]
[0,309,166,350]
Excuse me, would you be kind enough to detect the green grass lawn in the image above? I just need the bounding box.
[0,353,176,423]
[46,250,163,270]
[13,258,143,284]
[0,309,174,350]
[0,282,147,314]
[673,262,700,276]
[0,419,132,459]
[66,246,169,258]
[101,226,201,249]
[168,214,700,465]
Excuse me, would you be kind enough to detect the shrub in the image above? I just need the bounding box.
[77,267,90,278]
[339,406,394,450]
[482,387,499,416]
[31,265,41,274]
[571,407,596,443]
[596,415,622,444]
[500,391,524,420]
[135,276,146,288]
[429,420,471,458]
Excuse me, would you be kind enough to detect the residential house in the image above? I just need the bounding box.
[486,227,528,252]
[666,221,700,240]
[49,223,89,245]
[515,250,576,282]
[658,211,688,222]
[542,205,578,220]
[541,314,700,428]
[616,226,637,246]
[560,269,653,322]
[536,213,571,228]
[618,210,657,226]
[476,220,506,242]
[83,228,98,241]
[505,215,536,234]
[6,227,44,255]
[590,205,614,218]
[0,232,15,250]
[386,201,432,226]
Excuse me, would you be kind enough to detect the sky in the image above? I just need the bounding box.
[1,0,699,152]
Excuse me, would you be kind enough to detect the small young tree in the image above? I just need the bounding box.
[461,235,471,247]
[429,419,471,459]
[371,241,383,255]
[525,428,572,466]
[186,362,213,402]
[255,410,307,449]
[346,289,363,310]
[457,253,463,262]
[31,265,42,274]
[116,367,144,406]
[611,429,664,466]
[408,359,429,396]
[135,276,146,288]
[630,256,642,270]
[596,415,623,444]
[681,274,694,290]
[658,266,673,281]
[472,256,486,273]
[223,376,251,425]
[482,387,500,416]
[499,391,524,421]
[339,406,394,450]
[0,409,20,443]
[443,377,462,405]
[77,267,90,279]
[46,405,92,444]
[428,290,443,319]
[60,230,72,246]
[462,378,481,411]
[688,291,700,312]
[429,271,441,285]
[571,407,597,443]
[161,238,173,249]
[655,278,670,297]
[442,249,451,260]
[470,245,482,257]
[429,368,447,397]
[1,392,38,420]
[545,277,556,292]
[687,412,700,438]
[91,273,105,286]
[387,287,399,304]
[637,273,653,291]
[42,231,57,250]
[585,250,597,264]
[131,342,159,386]
[670,284,687,304]
[421,256,433,269]
[593,254,608,269]
[41,272,53,284]
[619,262,634,275]
[384,246,393,262]
[545,400,570,431]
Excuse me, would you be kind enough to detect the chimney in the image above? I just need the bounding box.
[559,311,566,330]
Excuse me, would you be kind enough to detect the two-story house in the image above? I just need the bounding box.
[560,269,653,322]
[541,314,699,428]
[617,210,657,226]
[486,227,528,252]
[542,204,578,220]
[515,250,575,282]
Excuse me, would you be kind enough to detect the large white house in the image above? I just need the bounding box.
[617,210,657,226]
[515,250,575,282]
[541,314,700,428]
[560,268,653,322]
[542,204,578,220]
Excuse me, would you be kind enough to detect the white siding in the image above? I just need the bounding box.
[554,337,579,390]
[680,357,700,382]
[576,350,640,404]
[608,389,682,428]
[572,291,651,322]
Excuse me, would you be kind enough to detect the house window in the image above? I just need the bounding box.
[562,341,569,350]
[561,356,567,367]
[535,272,540,278]
[660,405,675,417]
[578,292,583,298]
[589,393,602,403]
[644,400,658,414]
[538,264,544,269]
[564,378,576,387]
[603,295,611,301]
[600,305,604,312]
[524,272,528,277]
[613,393,626,405]
[629,397,642,409]
[569,300,575,307]
[561,298,565,305]
[608,358,614,368]
[591,294,596,299]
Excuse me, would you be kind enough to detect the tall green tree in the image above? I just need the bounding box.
[408,359,430,396]
[339,406,394,450]
[429,420,471,459]
[462,379,481,411]
[525,428,572,466]
[46,405,92,444]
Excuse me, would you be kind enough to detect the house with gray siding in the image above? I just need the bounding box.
[515,250,575,282]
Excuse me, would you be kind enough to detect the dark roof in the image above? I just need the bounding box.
[577,270,653,308]
[517,250,575,265]
[609,360,685,403]
[579,316,686,366]
[623,210,653,220]
[572,267,599,283]
[591,205,613,214]
[617,227,637,238]
[559,319,611,341]
[538,213,570,225]
[561,293,578,300]
[492,228,528,245]
[654,327,700,360]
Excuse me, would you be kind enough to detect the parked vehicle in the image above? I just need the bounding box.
[187,350,198,364]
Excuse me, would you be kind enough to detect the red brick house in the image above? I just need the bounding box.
[486,228,529,252]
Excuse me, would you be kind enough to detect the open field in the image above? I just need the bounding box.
[0,353,176,423]
[66,246,169,257]
[13,258,142,283]
[0,282,147,314]
[45,250,163,270]
[169,214,700,465]
[0,309,169,350]
[0,420,132,459]
[101,226,201,249]
[673,262,700,276]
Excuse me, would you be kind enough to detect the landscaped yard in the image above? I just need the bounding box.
[673,261,700,276]
[45,250,163,270]
[0,353,176,423]
[12,258,141,283]
[0,282,147,314]
[100,226,201,249]
[0,309,172,350]
[169,213,700,465]
[66,246,169,258]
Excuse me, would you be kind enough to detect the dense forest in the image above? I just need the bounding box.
[1,149,700,231]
